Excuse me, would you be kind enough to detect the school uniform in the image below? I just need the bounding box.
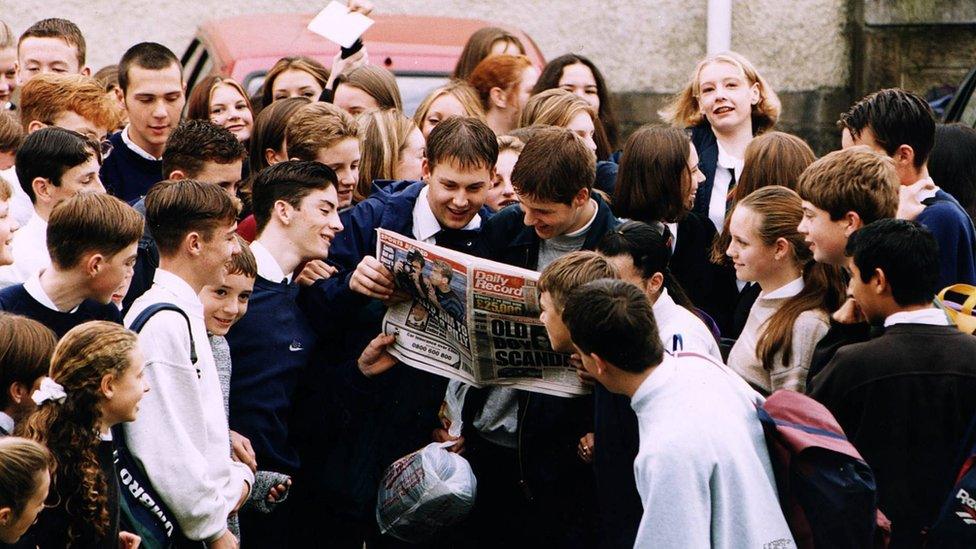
[123,269,253,543]
[0,272,121,337]
[0,166,34,228]
[289,180,490,547]
[0,213,48,289]
[810,309,976,547]
[100,127,164,203]
[462,194,618,548]
[914,181,976,288]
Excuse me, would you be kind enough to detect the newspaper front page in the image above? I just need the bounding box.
[376,229,588,397]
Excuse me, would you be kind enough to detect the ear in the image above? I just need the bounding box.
[893,144,916,168]
[184,231,203,257]
[421,157,432,181]
[32,177,53,204]
[772,236,792,261]
[647,272,665,295]
[843,211,864,236]
[0,506,11,526]
[84,253,105,277]
[573,187,590,208]
[264,148,279,166]
[100,372,116,399]
[749,81,761,105]
[488,86,509,110]
[114,86,125,105]
[8,381,29,406]
[590,352,610,376]
[81,66,91,77]
[26,119,47,134]
[871,267,888,295]
[169,169,188,181]
[272,199,293,225]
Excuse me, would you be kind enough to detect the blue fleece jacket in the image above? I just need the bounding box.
[226,276,316,474]
[917,190,976,288]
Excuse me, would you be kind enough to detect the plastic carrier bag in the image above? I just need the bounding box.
[376,383,476,543]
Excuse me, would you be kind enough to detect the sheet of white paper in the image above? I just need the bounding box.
[307,1,375,48]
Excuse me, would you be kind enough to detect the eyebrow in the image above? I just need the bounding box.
[318,198,337,209]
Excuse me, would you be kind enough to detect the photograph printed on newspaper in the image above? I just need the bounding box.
[376,229,588,397]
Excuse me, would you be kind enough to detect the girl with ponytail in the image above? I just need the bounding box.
[725,186,845,393]
[19,321,147,548]
[597,220,721,358]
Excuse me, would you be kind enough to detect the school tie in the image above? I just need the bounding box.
[435,229,480,253]
[725,167,738,213]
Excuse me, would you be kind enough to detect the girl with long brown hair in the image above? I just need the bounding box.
[725,186,845,394]
[20,321,148,548]
[355,109,425,202]
[186,76,254,143]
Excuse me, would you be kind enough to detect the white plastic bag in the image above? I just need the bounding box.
[376,382,476,543]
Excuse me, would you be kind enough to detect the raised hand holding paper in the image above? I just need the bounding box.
[308,1,375,48]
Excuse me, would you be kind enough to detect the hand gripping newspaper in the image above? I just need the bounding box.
[376,228,588,397]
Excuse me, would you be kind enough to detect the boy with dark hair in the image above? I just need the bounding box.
[290,115,497,546]
[459,126,617,547]
[840,88,976,288]
[810,219,976,546]
[0,127,104,288]
[123,120,247,311]
[224,161,342,546]
[123,179,250,548]
[0,193,141,336]
[101,42,185,202]
[563,279,793,547]
[17,18,88,81]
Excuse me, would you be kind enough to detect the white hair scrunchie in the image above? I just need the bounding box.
[32,377,67,406]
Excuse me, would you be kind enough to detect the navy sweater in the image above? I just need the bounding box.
[226,276,316,474]
[0,284,121,337]
[100,131,163,203]
[917,190,976,288]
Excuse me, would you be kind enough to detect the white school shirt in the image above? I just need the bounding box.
[250,239,291,283]
[123,268,253,542]
[0,213,48,289]
[24,272,80,313]
[411,185,481,244]
[707,142,744,231]
[121,125,162,161]
[884,307,950,328]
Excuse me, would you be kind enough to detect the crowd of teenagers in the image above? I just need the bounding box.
[0,7,975,549]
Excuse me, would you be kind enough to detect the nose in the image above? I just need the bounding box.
[152,101,168,119]
[797,218,807,235]
[331,214,344,233]
[726,241,736,258]
[451,192,468,209]
[222,298,239,317]
[585,135,597,152]
[92,176,106,194]
[522,206,535,227]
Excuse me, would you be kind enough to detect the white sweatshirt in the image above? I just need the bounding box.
[630,353,795,549]
[653,288,722,359]
[123,269,253,542]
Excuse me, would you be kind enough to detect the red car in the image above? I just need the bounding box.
[180,12,546,114]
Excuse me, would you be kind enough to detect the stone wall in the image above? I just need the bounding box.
[6,0,853,152]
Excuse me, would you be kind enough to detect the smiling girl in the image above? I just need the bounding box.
[187,76,254,143]
[663,51,781,232]
[20,321,147,548]
[725,186,844,394]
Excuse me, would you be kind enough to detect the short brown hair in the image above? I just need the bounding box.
[47,193,144,269]
[425,116,498,171]
[284,102,358,162]
[797,146,899,223]
[0,314,56,410]
[145,179,240,257]
[512,126,595,204]
[538,250,617,310]
[19,73,123,134]
[162,120,246,179]
[228,236,257,279]
[0,111,23,152]
[19,18,86,67]
[614,125,691,223]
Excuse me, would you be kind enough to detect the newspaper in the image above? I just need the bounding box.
[376,229,588,397]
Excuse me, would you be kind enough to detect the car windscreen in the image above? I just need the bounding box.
[243,72,449,116]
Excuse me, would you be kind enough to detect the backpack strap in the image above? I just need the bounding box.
[129,303,198,365]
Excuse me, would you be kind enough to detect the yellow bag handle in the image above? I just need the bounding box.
[938,284,976,316]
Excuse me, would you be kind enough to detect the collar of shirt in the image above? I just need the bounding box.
[0,411,13,434]
[25,271,80,313]
[562,199,598,238]
[412,186,482,244]
[716,141,745,176]
[759,276,804,301]
[884,307,950,328]
[652,287,676,318]
[121,125,162,161]
[250,240,291,283]
[152,268,205,318]
[914,176,939,203]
